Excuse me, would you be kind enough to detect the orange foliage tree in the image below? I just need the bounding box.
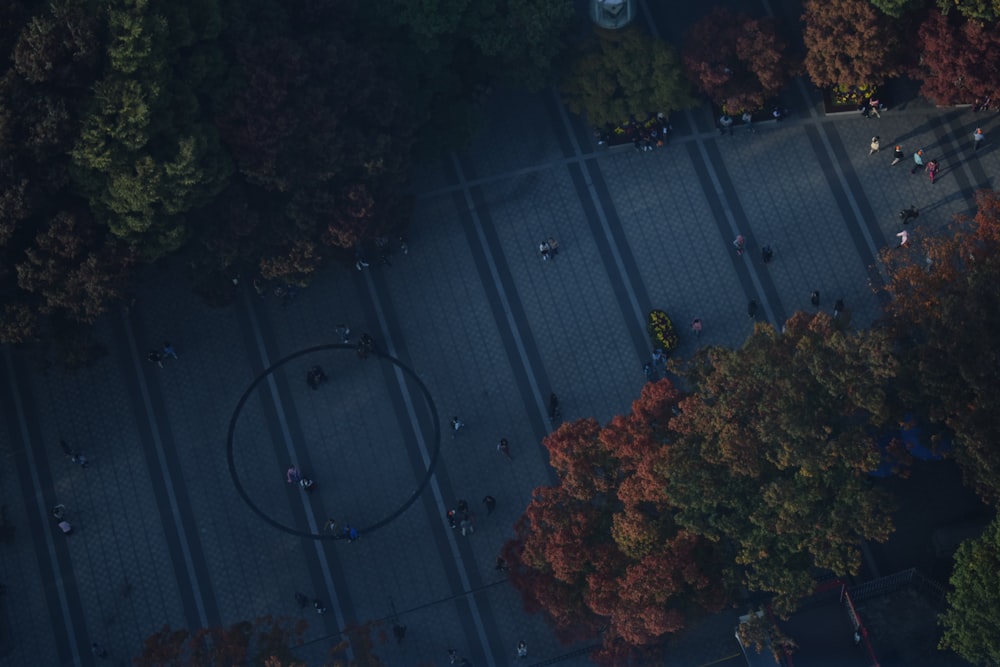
[134,616,307,667]
[502,381,728,664]
[802,0,903,89]
[879,189,1000,505]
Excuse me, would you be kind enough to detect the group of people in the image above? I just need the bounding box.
[594,112,672,152]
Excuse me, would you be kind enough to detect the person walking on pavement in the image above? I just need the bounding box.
[733,234,745,256]
[497,438,512,461]
[483,495,496,515]
[868,98,882,118]
[747,300,758,319]
[651,348,665,367]
[741,111,754,132]
[974,127,984,151]
[890,145,904,166]
[691,318,703,337]
[761,245,773,263]
[517,640,528,659]
[869,136,880,155]
[496,555,510,572]
[162,341,179,360]
[323,518,337,533]
[91,642,109,659]
[451,417,465,438]
[313,598,327,614]
[911,149,925,174]
[899,205,919,223]
[896,230,910,248]
[810,291,820,309]
[926,159,939,184]
[335,324,351,343]
[295,592,310,608]
[548,393,561,422]
[834,298,846,318]
[147,350,164,368]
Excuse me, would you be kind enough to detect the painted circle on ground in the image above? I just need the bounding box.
[226,344,440,540]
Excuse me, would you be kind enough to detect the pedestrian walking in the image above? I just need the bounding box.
[448,649,461,665]
[460,515,474,536]
[548,393,561,422]
[162,341,179,360]
[834,298,845,318]
[911,149,924,174]
[483,495,496,515]
[539,240,551,261]
[335,324,351,343]
[926,159,939,184]
[733,234,745,256]
[691,318,702,337]
[287,466,302,484]
[747,300,758,319]
[496,555,510,572]
[517,640,528,659]
[651,348,665,367]
[60,439,74,457]
[295,592,310,608]
[868,98,882,118]
[354,248,370,271]
[313,598,327,614]
[497,438,512,461]
[896,230,910,248]
[761,245,773,263]
[643,361,654,380]
[323,518,337,533]
[451,416,465,438]
[146,350,164,368]
[546,237,559,258]
[810,291,820,308]
[869,136,880,155]
[741,111,754,132]
[890,145,904,166]
[91,643,108,659]
[457,499,469,514]
[899,206,919,223]
[343,524,359,542]
[71,452,88,468]
[719,114,733,135]
[974,127,984,151]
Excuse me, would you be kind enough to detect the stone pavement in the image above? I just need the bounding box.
[2,11,999,667]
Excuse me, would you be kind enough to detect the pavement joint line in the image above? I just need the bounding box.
[551,89,648,334]
[120,310,209,629]
[238,290,351,650]
[451,151,550,425]
[3,347,82,667]
[685,108,778,326]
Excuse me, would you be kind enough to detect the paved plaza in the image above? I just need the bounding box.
[1,7,999,667]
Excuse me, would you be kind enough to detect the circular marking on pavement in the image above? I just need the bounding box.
[226,344,440,539]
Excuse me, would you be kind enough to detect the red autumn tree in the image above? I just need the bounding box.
[502,382,727,664]
[802,0,903,88]
[879,189,1000,506]
[683,8,792,113]
[917,9,1000,106]
[134,616,307,667]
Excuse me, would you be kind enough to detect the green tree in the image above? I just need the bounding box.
[869,0,930,17]
[803,0,903,89]
[668,314,900,615]
[71,0,231,259]
[939,514,1000,665]
[879,189,1000,505]
[937,0,1000,21]
[562,25,694,127]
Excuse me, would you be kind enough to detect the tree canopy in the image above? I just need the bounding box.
[562,25,695,127]
[503,381,728,664]
[668,314,900,615]
[803,0,903,88]
[938,513,1000,665]
[917,9,1000,106]
[683,8,792,114]
[879,189,1000,506]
